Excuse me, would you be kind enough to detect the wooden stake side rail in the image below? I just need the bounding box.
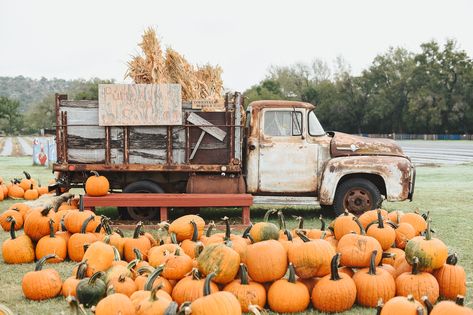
[83,193,253,225]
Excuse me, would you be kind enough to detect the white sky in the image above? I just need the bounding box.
[1,0,472,91]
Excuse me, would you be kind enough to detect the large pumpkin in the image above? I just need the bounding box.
[246,239,287,283]
[83,240,115,276]
[169,215,205,242]
[85,171,109,196]
[23,206,56,242]
[428,296,473,315]
[333,210,361,240]
[35,219,67,263]
[22,254,62,300]
[197,243,240,284]
[432,253,467,300]
[2,217,35,264]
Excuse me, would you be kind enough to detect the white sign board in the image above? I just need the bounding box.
[98,84,182,126]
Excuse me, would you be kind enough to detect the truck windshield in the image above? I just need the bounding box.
[308,110,325,136]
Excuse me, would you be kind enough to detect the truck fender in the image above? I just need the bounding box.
[318,155,413,205]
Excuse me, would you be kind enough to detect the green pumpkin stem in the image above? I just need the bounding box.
[134,248,143,261]
[329,253,342,281]
[79,194,84,212]
[144,265,165,291]
[319,215,325,231]
[368,250,378,275]
[284,229,293,241]
[376,299,383,315]
[287,263,296,283]
[80,215,95,234]
[352,217,365,235]
[83,244,90,252]
[263,209,277,222]
[203,273,216,296]
[60,216,67,232]
[191,268,202,281]
[35,254,57,271]
[164,301,179,315]
[94,222,103,233]
[206,221,215,237]
[90,170,100,177]
[194,242,204,258]
[170,232,178,244]
[112,247,121,261]
[277,210,286,230]
[294,216,303,229]
[456,295,465,306]
[239,264,250,285]
[23,171,31,180]
[416,307,425,315]
[412,257,420,275]
[446,253,458,265]
[296,230,311,243]
[115,228,124,238]
[377,210,385,228]
[223,216,231,240]
[49,219,55,238]
[425,219,432,241]
[40,206,52,217]
[7,217,16,240]
[88,271,105,284]
[133,221,143,239]
[421,296,433,313]
[190,220,199,242]
[242,224,252,239]
[76,261,88,280]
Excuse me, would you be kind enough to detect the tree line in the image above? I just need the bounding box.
[243,40,473,134]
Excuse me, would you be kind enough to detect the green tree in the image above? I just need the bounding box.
[73,78,115,100]
[0,96,23,134]
[24,94,56,132]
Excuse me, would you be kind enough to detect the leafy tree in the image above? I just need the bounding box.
[24,94,56,131]
[73,78,115,100]
[0,96,23,134]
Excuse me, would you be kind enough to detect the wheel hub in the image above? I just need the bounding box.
[344,188,371,215]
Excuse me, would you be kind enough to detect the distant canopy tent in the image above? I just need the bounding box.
[125,27,223,102]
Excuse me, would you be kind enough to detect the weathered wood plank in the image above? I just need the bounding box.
[60,100,98,108]
[187,113,227,141]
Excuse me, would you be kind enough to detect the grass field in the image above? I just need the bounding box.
[0,157,472,314]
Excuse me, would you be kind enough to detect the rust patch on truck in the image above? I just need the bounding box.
[330,132,405,157]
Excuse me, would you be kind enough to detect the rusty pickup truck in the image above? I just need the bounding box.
[53,91,415,219]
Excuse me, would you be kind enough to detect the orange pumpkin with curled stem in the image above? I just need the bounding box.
[24,184,39,200]
[67,215,97,262]
[35,219,67,263]
[95,289,135,315]
[333,210,360,240]
[197,242,240,284]
[24,206,56,242]
[172,268,219,306]
[83,238,115,276]
[169,214,205,242]
[311,253,357,313]
[162,247,193,280]
[0,209,23,231]
[108,274,137,297]
[85,170,109,196]
[432,253,467,300]
[366,210,396,250]
[358,209,388,230]
[19,171,33,191]
[64,195,96,233]
[2,217,35,264]
[249,209,279,242]
[124,221,152,262]
[22,254,62,300]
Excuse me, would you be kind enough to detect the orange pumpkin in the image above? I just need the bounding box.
[366,210,396,250]
[379,295,426,315]
[62,261,88,297]
[169,214,205,242]
[2,217,35,264]
[24,184,39,200]
[35,219,67,263]
[246,239,287,283]
[85,171,109,196]
[197,243,240,284]
[67,215,97,262]
[22,254,62,300]
[24,207,56,242]
[432,253,467,300]
[172,269,220,306]
[0,209,23,231]
[333,210,360,240]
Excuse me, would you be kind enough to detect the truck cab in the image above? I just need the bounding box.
[244,100,415,215]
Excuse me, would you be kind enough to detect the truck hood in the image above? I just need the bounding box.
[329,132,405,158]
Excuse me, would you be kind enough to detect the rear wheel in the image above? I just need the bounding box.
[333,178,382,216]
[118,180,164,220]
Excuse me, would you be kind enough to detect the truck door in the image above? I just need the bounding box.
[257,109,318,193]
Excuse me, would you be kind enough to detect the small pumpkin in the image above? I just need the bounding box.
[8,182,24,199]
[19,171,34,191]
[333,210,360,240]
[394,221,417,249]
[249,209,279,242]
[35,219,67,263]
[428,295,473,315]
[0,209,23,231]
[2,217,35,264]
[180,220,203,259]
[109,274,137,297]
[24,184,39,200]
[23,206,56,242]
[64,195,96,233]
[432,253,467,300]
[162,247,193,280]
[83,239,115,276]
[85,170,110,196]
[124,221,152,262]
[76,271,107,308]
[400,212,427,235]
[22,254,62,300]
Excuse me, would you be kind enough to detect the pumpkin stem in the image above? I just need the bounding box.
[94,221,103,233]
[90,170,100,177]
[421,296,433,314]
[7,217,16,240]
[137,266,154,275]
[380,253,395,266]
[296,230,311,243]
[40,206,52,217]
[206,221,215,237]
[284,229,293,241]
[79,194,84,212]
[76,261,88,279]
[80,215,95,234]
[222,216,231,240]
[114,228,124,237]
[242,224,252,239]
[164,302,179,315]
[376,210,385,228]
[368,250,378,275]
[239,263,250,285]
[190,268,202,281]
[144,265,165,291]
[190,220,199,242]
[83,243,90,252]
[263,209,277,222]
[60,215,67,232]
[329,253,342,281]
[35,254,58,271]
[352,217,365,235]
[88,271,105,284]
[416,307,425,315]
[456,295,465,306]
[319,215,325,231]
[446,253,458,265]
[412,257,420,275]
[23,171,31,180]
[287,263,297,283]
[293,215,303,229]
[48,218,56,238]
[203,272,216,296]
[396,211,401,224]
[376,299,383,315]
[133,221,143,239]
[277,210,287,230]
[112,246,121,261]
[194,242,204,258]
[106,285,115,296]
[170,232,178,244]
[248,305,262,315]
[134,248,143,261]
[425,218,432,241]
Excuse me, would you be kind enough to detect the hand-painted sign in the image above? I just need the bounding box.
[98,84,182,126]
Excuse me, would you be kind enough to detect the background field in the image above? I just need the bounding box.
[0,156,472,314]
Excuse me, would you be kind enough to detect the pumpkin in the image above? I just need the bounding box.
[267,263,310,313]
[83,239,115,276]
[148,243,180,267]
[162,248,193,280]
[76,271,107,307]
[394,221,417,249]
[387,210,404,223]
[22,254,62,300]
[180,221,203,259]
[184,273,242,315]
[35,219,67,263]
[400,212,427,235]
[383,247,406,269]
[278,228,303,253]
[246,239,287,283]
[358,209,388,230]
[106,260,137,284]
[95,291,135,315]
[172,269,219,306]
[169,214,205,242]
[131,248,150,270]
[428,295,473,315]
[405,219,448,272]
[67,215,97,262]
[366,209,396,250]
[306,215,329,239]
[134,265,173,294]
[109,274,137,297]
[37,185,49,196]
[62,261,88,297]
[85,170,110,196]
[288,230,335,278]
[249,209,279,242]
[23,206,56,242]
[432,253,467,300]
[396,256,439,305]
[19,171,34,191]
[124,221,152,262]
[378,253,397,277]
[0,209,23,231]
[393,258,413,279]
[352,250,395,307]
[8,182,24,199]
[333,210,361,240]
[336,217,382,267]
[55,216,72,244]
[311,253,357,313]
[197,243,240,284]
[223,264,266,312]
[24,184,39,200]
[64,195,96,233]
[0,303,13,315]
[2,217,35,264]
[8,203,31,220]
[379,295,426,315]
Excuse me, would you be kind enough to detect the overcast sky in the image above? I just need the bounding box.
[1,0,472,91]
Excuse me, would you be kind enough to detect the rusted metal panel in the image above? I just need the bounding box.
[53,163,241,173]
[330,132,405,157]
[319,155,414,205]
[186,175,246,194]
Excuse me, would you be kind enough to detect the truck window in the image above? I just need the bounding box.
[264,111,302,136]
[308,110,325,136]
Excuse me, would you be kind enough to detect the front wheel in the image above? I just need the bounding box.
[118,180,164,220]
[333,178,382,216]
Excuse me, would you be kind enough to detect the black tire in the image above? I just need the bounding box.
[118,180,164,221]
[333,178,382,216]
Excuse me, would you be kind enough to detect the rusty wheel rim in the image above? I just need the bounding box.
[343,188,372,215]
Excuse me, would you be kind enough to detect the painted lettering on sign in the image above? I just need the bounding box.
[98,84,182,126]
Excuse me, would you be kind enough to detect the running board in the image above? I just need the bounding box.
[252,196,319,206]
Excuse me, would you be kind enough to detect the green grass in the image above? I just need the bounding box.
[0,157,472,314]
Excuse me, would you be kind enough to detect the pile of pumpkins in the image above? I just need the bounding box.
[0,198,471,314]
[0,172,52,202]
